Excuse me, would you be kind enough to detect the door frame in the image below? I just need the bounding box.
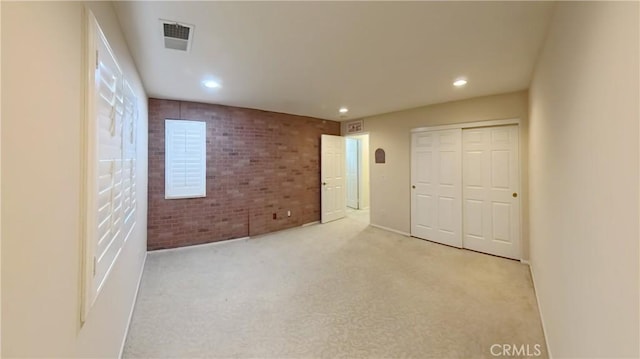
[410,118,523,260]
[345,132,370,211]
[345,137,361,209]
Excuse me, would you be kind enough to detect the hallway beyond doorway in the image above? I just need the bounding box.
[346,207,370,225]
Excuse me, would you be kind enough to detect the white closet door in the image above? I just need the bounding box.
[462,125,520,259]
[411,129,462,247]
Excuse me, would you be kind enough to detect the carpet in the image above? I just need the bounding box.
[123,211,547,358]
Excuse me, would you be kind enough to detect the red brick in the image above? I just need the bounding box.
[147,98,340,250]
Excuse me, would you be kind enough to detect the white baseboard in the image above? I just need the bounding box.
[150,236,251,253]
[526,262,553,359]
[119,251,147,359]
[369,223,410,237]
[302,221,320,227]
[520,259,530,265]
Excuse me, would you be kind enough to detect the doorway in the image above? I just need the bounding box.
[346,134,370,223]
[321,133,370,224]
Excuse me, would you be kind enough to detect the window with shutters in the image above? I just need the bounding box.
[165,120,207,199]
[82,11,139,321]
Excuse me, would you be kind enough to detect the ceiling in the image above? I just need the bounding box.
[114,1,555,121]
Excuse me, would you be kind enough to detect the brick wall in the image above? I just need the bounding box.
[148,99,341,250]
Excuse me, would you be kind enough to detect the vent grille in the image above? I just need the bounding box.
[163,23,190,40]
[160,20,194,52]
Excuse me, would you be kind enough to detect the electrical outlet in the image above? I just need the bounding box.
[272,213,277,220]
[287,210,291,217]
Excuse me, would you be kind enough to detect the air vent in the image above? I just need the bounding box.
[160,20,194,52]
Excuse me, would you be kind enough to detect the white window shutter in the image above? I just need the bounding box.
[94,24,125,298]
[165,120,207,199]
[84,12,132,321]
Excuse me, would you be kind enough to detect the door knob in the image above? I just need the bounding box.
[412,185,416,189]
[512,192,518,198]
[322,182,327,186]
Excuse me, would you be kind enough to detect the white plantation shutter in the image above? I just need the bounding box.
[83,12,140,321]
[93,23,124,299]
[121,81,138,242]
[165,120,207,199]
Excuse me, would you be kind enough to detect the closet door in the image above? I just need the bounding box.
[462,126,520,259]
[411,129,462,247]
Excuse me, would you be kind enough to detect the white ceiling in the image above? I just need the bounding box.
[114,1,554,121]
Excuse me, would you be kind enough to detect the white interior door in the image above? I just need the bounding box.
[321,134,346,223]
[411,129,462,247]
[462,125,520,259]
[346,138,360,209]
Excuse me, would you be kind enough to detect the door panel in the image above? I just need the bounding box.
[411,129,462,247]
[438,196,456,233]
[464,199,483,237]
[491,150,510,188]
[321,135,346,223]
[492,202,511,242]
[416,152,432,183]
[462,125,520,259]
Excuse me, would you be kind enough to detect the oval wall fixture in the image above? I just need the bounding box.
[375,148,386,164]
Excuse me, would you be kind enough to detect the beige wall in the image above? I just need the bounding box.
[346,91,530,257]
[529,2,639,357]
[348,134,370,209]
[1,2,148,357]
[0,1,3,354]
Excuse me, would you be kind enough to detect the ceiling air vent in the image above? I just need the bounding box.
[161,20,194,52]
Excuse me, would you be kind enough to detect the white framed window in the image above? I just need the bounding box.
[165,120,207,199]
[83,11,139,321]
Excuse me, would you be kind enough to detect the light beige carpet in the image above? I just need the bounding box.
[124,210,547,358]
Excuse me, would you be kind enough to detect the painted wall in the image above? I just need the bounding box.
[347,91,530,257]
[0,1,3,354]
[148,99,340,250]
[529,2,639,357]
[1,2,148,357]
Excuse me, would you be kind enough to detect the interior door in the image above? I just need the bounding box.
[411,129,462,247]
[462,125,520,259]
[321,134,346,223]
[345,137,360,209]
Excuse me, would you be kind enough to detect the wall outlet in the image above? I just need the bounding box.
[272,213,277,220]
[287,210,291,217]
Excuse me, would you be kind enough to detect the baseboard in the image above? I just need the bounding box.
[520,259,530,265]
[119,251,147,359]
[526,262,553,359]
[150,221,322,252]
[369,223,410,237]
[302,221,320,227]
[150,236,251,253]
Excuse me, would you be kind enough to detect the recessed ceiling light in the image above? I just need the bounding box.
[339,107,349,114]
[202,80,221,89]
[453,78,468,87]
